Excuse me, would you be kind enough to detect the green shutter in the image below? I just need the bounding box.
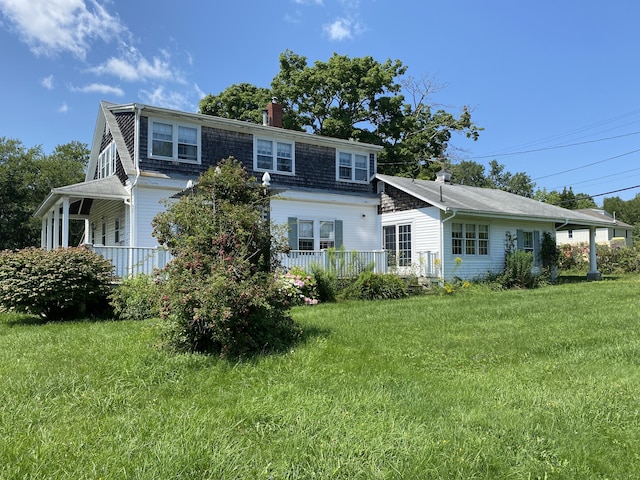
[516,229,524,251]
[335,220,343,248]
[288,217,298,250]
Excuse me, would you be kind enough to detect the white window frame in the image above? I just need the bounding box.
[452,222,490,256]
[336,150,370,183]
[97,141,116,179]
[383,223,412,267]
[253,136,295,175]
[297,219,336,251]
[148,118,201,164]
[522,231,534,253]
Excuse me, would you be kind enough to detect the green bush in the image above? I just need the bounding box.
[152,159,302,358]
[310,264,338,303]
[109,274,162,320]
[0,247,114,320]
[500,250,538,289]
[341,271,408,301]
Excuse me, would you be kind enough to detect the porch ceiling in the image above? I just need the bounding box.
[34,176,129,218]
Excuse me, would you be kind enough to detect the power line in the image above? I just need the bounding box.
[532,148,640,181]
[469,131,640,160]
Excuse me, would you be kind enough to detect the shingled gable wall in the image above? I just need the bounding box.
[379,183,432,214]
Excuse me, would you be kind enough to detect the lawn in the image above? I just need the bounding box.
[1,276,639,479]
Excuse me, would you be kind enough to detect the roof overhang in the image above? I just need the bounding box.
[34,176,129,218]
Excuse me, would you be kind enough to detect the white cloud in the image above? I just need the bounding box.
[70,82,124,96]
[0,0,125,59]
[58,102,69,113]
[41,74,54,90]
[90,45,181,83]
[323,18,353,40]
[139,84,202,112]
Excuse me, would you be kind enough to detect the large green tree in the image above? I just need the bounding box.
[0,138,87,249]
[199,50,481,177]
[447,159,536,197]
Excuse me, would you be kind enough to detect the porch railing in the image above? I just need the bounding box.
[89,245,172,279]
[280,250,388,277]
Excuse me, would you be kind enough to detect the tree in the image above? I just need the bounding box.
[555,186,597,210]
[199,83,277,126]
[152,157,301,358]
[485,160,535,198]
[448,160,487,187]
[199,50,482,178]
[0,138,87,250]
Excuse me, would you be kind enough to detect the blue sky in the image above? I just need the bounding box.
[1,0,639,203]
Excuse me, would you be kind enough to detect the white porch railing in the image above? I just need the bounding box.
[89,245,172,279]
[280,250,389,277]
[416,251,441,278]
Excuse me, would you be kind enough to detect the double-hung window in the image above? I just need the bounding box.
[97,141,116,178]
[452,223,489,256]
[149,119,200,163]
[255,137,294,174]
[289,218,342,251]
[337,151,369,183]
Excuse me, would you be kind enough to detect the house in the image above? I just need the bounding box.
[555,209,634,247]
[375,171,618,281]
[35,100,618,282]
[34,101,385,277]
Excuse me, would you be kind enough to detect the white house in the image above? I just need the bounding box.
[376,171,618,281]
[34,101,384,277]
[555,209,633,247]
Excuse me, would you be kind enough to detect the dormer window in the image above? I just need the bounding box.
[149,119,200,163]
[97,141,116,178]
[337,150,369,183]
[254,137,294,174]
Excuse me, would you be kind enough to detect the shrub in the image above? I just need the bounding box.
[279,267,319,305]
[152,159,302,358]
[500,250,538,289]
[310,264,338,303]
[0,247,114,320]
[341,271,408,301]
[109,274,162,320]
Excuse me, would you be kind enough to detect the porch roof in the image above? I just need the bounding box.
[34,176,129,218]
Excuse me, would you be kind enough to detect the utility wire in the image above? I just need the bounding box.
[532,148,640,181]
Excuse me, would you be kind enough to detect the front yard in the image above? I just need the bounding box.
[1,276,639,479]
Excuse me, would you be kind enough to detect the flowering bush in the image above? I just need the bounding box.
[277,267,319,306]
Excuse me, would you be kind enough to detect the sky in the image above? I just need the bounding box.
[1,0,639,204]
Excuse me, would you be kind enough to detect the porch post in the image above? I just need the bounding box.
[61,197,70,248]
[586,226,601,281]
[41,217,47,248]
[53,206,60,250]
[84,218,91,244]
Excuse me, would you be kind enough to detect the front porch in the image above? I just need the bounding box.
[88,247,440,280]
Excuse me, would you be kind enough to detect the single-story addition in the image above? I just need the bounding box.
[375,171,618,281]
[555,209,634,247]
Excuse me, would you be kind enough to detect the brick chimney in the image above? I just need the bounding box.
[267,98,283,128]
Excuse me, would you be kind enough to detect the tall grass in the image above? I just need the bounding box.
[1,276,639,479]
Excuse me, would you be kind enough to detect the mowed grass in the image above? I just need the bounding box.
[1,277,639,479]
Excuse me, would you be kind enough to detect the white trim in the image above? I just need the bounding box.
[253,136,295,176]
[148,117,201,164]
[336,149,370,184]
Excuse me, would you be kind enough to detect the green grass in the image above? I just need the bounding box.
[1,276,639,479]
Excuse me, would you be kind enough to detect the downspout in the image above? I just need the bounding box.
[440,208,458,283]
